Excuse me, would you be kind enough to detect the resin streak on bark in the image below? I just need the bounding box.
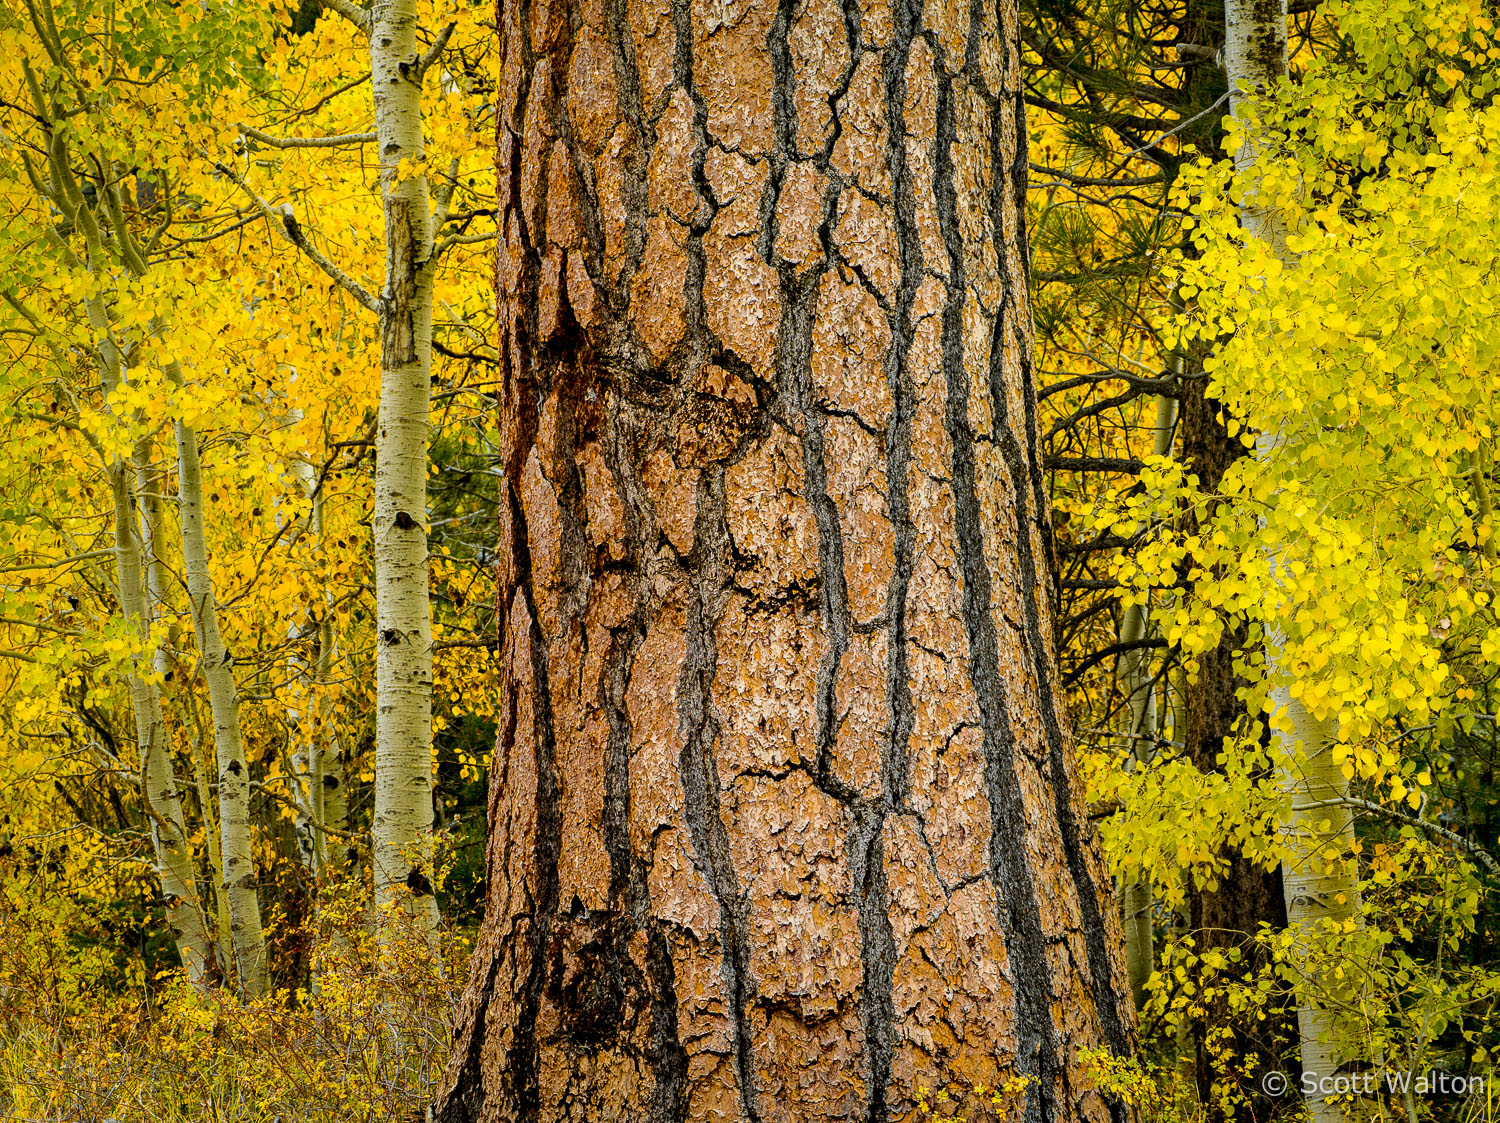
[438,0,1134,1118]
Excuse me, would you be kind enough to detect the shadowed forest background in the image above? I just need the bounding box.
[0,0,1499,1119]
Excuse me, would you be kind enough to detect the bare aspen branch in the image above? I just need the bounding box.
[251,780,359,839]
[0,550,115,573]
[1302,796,1500,878]
[417,23,456,78]
[432,230,498,259]
[237,123,377,149]
[209,157,381,314]
[324,0,372,33]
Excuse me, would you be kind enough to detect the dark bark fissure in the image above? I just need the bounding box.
[762,0,915,1114]
[437,571,525,1123]
[606,395,700,1120]
[677,469,763,1123]
[501,3,559,1117]
[925,22,1065,1123]
[513,488,565,1123]
[543,0,700,1108]
[973,38,1134,1118]
[983,134,1133,1068]
[662,2,770,1118]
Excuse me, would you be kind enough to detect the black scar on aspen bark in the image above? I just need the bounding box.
[382,200,418,368]
[393,510,418,530]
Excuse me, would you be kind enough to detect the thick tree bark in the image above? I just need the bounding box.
[438,0,1136,1119]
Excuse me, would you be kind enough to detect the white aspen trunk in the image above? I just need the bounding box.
[1119,594,1158,1011]
[1224,0,1293,256]
[187,697,236,962]
[110,448,214,988]
[78,256,215,988]
[312,613,351,880]
[368,0,440,945]
[1119,391,1177,1009]
[310,614,353,991]
[170,363,269,998]
[1226,6,1363,1117]
[133,439,217,986]
[1268,688,1359,1121]
[286,444,325,880]
[289,652,323,878]
[31,106,227,991]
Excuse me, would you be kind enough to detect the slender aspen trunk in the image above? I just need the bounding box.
[1118,391,1176,1009]
[290,656,324,878]
[1268,692,1359,1120]
[437,0,1137,1117]
[26,84,224,991]
[368,0,441,943]
[1469,443,1497,561]
[1117,624,1158,1012]
[79,254,215,987]
[171,365,269,998]
[1225,5,1362,1118]
[107,443,214,988]
[316,615,351,880]
[288,455,327,880]
[288,474,353,985]
[133,439,217,986]
[187,696,236,962]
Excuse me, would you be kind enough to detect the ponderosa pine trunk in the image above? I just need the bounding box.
[436,0,1136,1119]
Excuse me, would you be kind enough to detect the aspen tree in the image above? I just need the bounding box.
[170,361,270,997]
[16,57,218,989]
[1118,390,1177,1010]
[133,436,220,987]
[285,435,330,880]
[1223,5,1363,1117]
[361,0,444,943]
[230,0,482,950]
